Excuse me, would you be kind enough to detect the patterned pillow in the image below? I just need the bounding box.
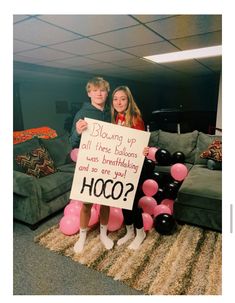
[200,140,222,162]
[15,146,57,178]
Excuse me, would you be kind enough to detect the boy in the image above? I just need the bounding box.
[70,77,114,253]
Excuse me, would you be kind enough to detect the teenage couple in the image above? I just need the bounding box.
[70,77,148,253]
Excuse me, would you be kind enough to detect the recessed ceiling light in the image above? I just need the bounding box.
[143,45,222,63]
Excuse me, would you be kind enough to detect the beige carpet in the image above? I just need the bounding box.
[34,223,222,295]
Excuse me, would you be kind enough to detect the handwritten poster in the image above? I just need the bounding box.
[70,118,150,210]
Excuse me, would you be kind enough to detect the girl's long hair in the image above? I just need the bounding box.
[111,86,143,128]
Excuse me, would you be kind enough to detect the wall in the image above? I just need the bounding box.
[138,75,220,123]
[215,74,222,135]
[17,78,86,135]
[13,62,220,135]
[14,62,153,134]
[14,63,89,134]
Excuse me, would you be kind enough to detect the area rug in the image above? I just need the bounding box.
[34,223,222,295]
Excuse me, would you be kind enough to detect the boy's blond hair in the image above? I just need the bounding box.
[86,77,110,93]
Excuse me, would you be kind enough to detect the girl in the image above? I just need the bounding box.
[111,86,147,250]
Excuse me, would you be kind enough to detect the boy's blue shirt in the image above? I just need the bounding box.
[70,102,111,148]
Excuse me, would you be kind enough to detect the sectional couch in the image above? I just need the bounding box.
[148,130,222,232]
[13,133,75,229]
[13,128,222,232]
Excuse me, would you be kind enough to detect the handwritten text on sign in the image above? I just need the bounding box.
[70,118,150,210]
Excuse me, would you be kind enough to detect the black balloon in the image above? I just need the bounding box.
[171,151,185,164]
[140,158,156,181]
[152,171,173,188]
[151,171,164,187]
[155,148,172,166]
[144,158,156,172]
[164,182,179,200]
[172,180,182,189]
[162,172,174,184]
[154,213,177,235]
[153,187,166,204]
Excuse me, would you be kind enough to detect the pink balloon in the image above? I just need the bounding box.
[88,207,99,227]
[107,207,124,231]
[93,203,101,216]
[138,196,157,216]
[142,212,153,231]
[59,215,80,235]
[69,199,83,205]
[171,163,188,181]
[64,202,82,217]
[70,148,79,162]
[147,147,158,162]
[161,199,175,214]
[153,204,172,217]
[142,179,159,197]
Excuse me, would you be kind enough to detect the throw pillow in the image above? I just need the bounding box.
[194,132,222,165]
[200,140,222,162]
[15,146,57,178]
[13,137,41,172]
[39,133,72,167]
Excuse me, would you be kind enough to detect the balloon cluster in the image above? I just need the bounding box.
[59,200,100,235]
[137,147,189,235]
[65,147,188,236]
[59,200,124,236]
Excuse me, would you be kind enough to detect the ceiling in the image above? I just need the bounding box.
[13,14,222,83]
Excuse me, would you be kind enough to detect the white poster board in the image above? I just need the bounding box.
[70,118,150,210]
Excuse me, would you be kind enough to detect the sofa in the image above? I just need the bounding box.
[148,130,222,232]
[13,133,75,229]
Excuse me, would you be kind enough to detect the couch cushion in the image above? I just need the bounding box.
[14,137,41,172]
[58,163,76,173]
[148,130,159,147]
[176,165,222,212]
[174,164,222,231]
[15,146,57,178]
[157,130,198,164]
[39,133,72,167]
[37,171,73,202]
[207,159,222,170]
[194,132,222,165]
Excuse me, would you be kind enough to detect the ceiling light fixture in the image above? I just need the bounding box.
[143,45,222,63]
